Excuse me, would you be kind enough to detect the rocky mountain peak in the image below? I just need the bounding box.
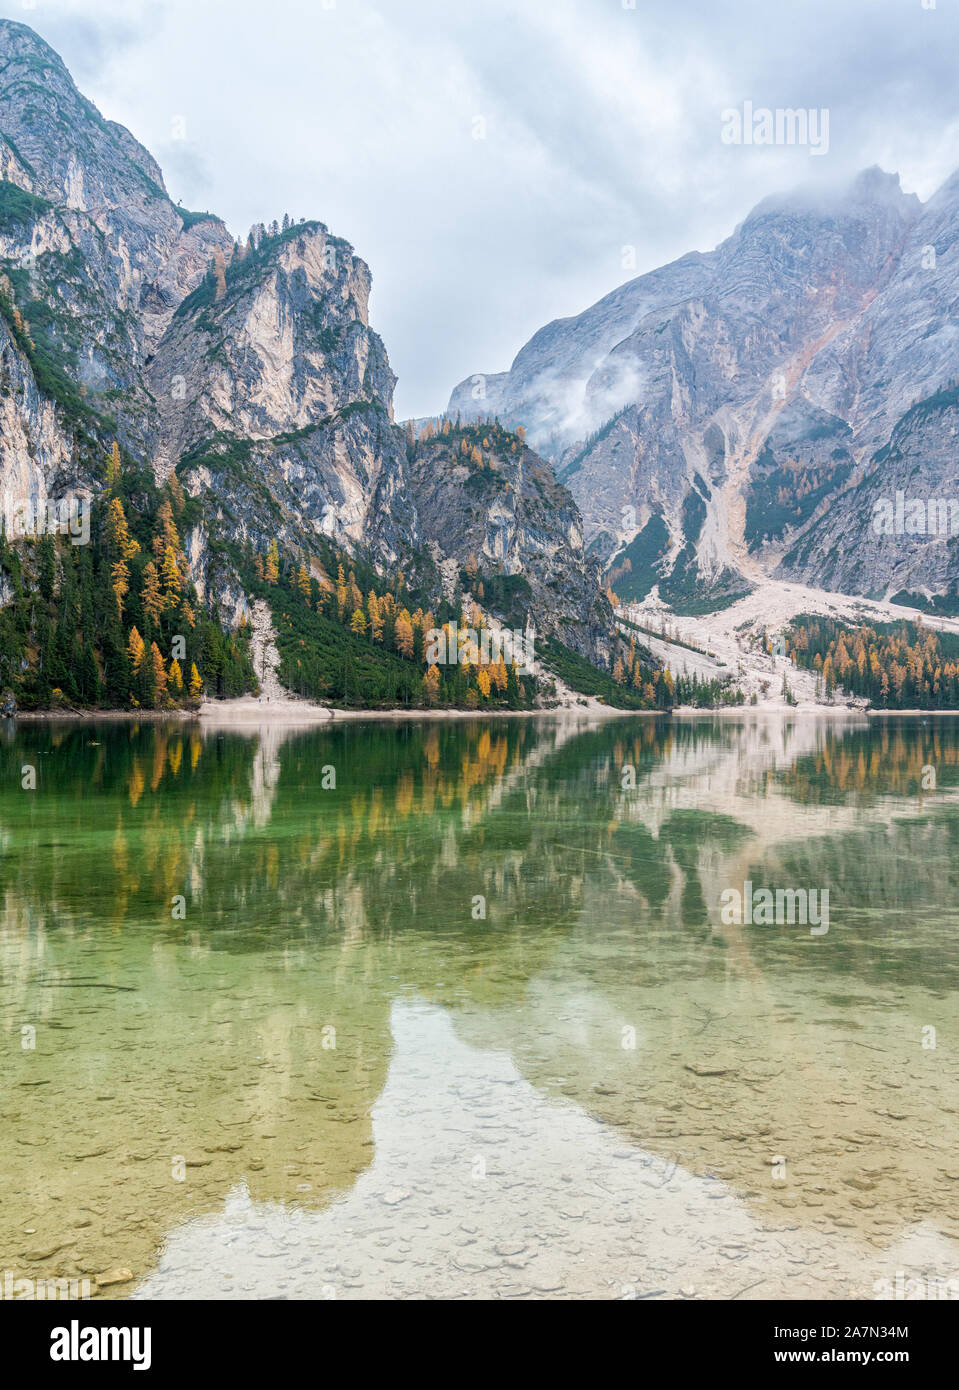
[0,17,170,214]
[442,160,959,611]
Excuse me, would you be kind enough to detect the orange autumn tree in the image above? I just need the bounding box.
[127,626,146,671]
[424,663,441,706]
[152,499,181,561]
[150,642,168,703]
[106,498,139,617]
[265,540,280,585]
[141,561,163,626]
[105,441,123,486]
[160,545,183,611]
[394,610,415,659]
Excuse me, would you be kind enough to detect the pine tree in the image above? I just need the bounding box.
[189,662,203,697]
[506,661,520,708]
[167,473,186,513]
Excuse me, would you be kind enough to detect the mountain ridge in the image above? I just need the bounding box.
[446,161,959,612]
[0,19,633,714]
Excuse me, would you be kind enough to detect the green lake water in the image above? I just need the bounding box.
[1,712,958,1300]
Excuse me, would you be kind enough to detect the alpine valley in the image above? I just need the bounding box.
[4,16,959,716]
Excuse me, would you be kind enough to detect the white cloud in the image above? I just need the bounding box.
[8,0,959,419]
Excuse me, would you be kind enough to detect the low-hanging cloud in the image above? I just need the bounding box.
[9,0,959,419]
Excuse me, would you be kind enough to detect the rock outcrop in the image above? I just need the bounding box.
[408,421,612,663]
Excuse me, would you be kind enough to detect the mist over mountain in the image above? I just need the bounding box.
[5,13,959,725]
[449,164,959,611]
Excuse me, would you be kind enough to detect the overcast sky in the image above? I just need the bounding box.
[7,0,959,418]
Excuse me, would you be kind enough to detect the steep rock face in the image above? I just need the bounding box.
[147,220,417,577]
[0,314,74,508]
[777,389,959,597]
[776,173,959,597]
[408,423,612,664]
[0,19,611,664]
[0,18,233,493]
[448,168,952,606]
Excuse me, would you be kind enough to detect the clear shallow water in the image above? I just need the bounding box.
[2,713,958,1300]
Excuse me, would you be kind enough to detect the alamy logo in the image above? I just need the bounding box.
[874,1271,959,1300]
[721,101,829,155]
[425,624,535,675]
[1,1270,91,1300]
[1,491,91,545]
[872,491,959,536]
[720,880,829,935]
[50,1320,151,1371]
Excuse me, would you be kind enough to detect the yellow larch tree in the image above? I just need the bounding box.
[160,545,183,611]
[150,643,168,703]
[265,539,280,585]
[127,626,146,671]
[394,610,414,659]
[141,561,163,626]
[106,441,122,487]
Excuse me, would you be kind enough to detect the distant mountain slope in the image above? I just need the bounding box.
[448,165,959,610]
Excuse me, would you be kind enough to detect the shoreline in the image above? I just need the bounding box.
[8,698,656,726]
[8,698,957,725]
[671,704,870,720]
